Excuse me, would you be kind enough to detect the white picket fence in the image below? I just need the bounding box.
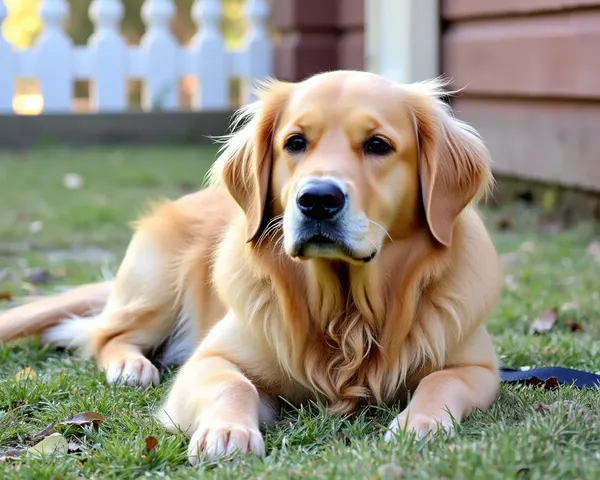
[0,0,272,114]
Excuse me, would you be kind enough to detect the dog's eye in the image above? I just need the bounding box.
[284,134,307,153]
[364,136,393,156]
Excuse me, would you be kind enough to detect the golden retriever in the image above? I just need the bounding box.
[0,70,503,464]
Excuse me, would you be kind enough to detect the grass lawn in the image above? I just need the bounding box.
[1,146,599,479]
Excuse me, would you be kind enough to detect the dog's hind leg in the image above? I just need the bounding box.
[46,230,186,388]
[96,229,188,387]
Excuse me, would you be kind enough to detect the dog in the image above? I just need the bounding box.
[0,70,503,464]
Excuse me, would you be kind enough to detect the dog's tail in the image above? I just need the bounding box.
[0,282,112,347]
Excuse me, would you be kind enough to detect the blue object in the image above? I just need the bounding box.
[499,366,600,389]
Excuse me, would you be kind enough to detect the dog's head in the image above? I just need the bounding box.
[211,71,491,264]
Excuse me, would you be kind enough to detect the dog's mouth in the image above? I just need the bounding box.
[290,233,377,264]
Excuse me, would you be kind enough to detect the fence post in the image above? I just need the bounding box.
[140,0,178,111]
[88,0,127,111]
[243,0,272,101]
[36,0,73,112]
[191,0,227,110]
[0,0,13,113]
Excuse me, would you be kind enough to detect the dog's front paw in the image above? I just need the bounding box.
[105,356,160,387]
[384,412,453,442]
[187,422,265,465]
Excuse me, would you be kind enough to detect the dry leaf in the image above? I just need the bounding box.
[0,291,12,302]
[522,376,559,390]
[529,309,557,335]
[587,241,600,262]
[68,442,83,453]
[58,411,105,428]
[15,367,36,381]
[28,433,69,456]
[30,411,105,443]
[144,436,159,453]
[11,400,25,409]
[543,377,560,390]
[29,424,57,443]
[496,216,512,231]
[564,320,583,332]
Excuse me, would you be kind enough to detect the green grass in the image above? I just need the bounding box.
[1,146,599,479]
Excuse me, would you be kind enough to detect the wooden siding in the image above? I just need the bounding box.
[441,0,600,192]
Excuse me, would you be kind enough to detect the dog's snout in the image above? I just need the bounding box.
[296,181,346,220]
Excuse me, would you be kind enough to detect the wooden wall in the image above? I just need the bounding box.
[441,0,600,192]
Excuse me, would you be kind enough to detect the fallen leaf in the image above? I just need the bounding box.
[11,400,25,409]
[58,411,105,428]
[68,442,83,453]
[543,377,560,390]
[529,309,558,335]
[564,320,583,332]
[0,291,12,302]
[587,241,600,262]
[15,367,36,381]
[63,173,83,190]
[29,424,57,443]
[28,433,69,456]
[523,376,559,390]
[29,412,105,443]
[25,268,52,285]
[144,436,159,453]
[535,400,588,416]
[496,215,512,231]
[377,463,405,479]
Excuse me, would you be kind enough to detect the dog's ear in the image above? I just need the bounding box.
[407,82,492,246]
[211,80,294,243]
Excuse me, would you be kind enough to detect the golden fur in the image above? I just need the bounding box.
[0,70,503,463]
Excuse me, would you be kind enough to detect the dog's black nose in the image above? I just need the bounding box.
[297,181,346,220]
